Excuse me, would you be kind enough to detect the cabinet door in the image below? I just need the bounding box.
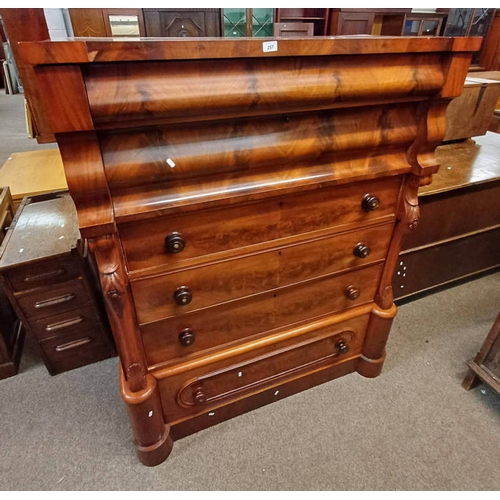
[143,9,221,37]
[222,8,274,37]
[337,12,375,35]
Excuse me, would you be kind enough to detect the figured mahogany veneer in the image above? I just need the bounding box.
[17,36,481,466]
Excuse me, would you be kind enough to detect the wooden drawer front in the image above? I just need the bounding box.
[157,313,369,423]
[142,264,382,367]
[30,304,101,341]
[39,324,112,375]
[120,177,400,274]
[132,223,393,324]
[16,278,90,320]
[4,256,81,293]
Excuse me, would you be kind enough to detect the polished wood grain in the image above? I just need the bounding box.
[120,176,400,275]
[141,264,383,368]
[18,36,483,65]
[111,149,411,223]
[157,312,371,423]
[15,36,480,465]
[86,55,444,129]
[131,223,393,324]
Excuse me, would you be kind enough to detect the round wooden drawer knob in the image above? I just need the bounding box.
[336,340,350,355]
[179,328,195,347]
[165,232,185,253]
[345,285,360,300]
[362,194,380,212]
[353,243,370,259]
[174,286,192,306]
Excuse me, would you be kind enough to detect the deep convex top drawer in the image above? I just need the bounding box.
[120,177,401,275]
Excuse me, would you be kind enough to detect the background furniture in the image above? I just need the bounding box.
[0,148,67,210]
[443,75,500,142]
[393,132,500,302]
[221,8,274,37]
[144,8,220,38]
[275,8,329,36]
[0,186,24,379]
[17,35,480,466]
[273,22,313,38]
[0,191,115,375]
[463,309,500,394]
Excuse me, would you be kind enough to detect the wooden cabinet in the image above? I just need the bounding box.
[144,8,220,37]
[221,8,273,37]
[393,133,500,302]
[17,35,481,466]
[329,9,375,35]
[275,9,329,36]
[0,191,116,375]
[0,187,24,379]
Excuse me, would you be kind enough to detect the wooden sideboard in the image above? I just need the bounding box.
[393,132,500,301]
[17,36,481,466]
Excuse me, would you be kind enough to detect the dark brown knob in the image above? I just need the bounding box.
[193,386,206,405]
[353,243,370,259]
[174,286,192,306]
[336,340,350,355]
[362,194,380,212]
[165,232,185,254]
[345,285,360,300]
[179,328,195,347]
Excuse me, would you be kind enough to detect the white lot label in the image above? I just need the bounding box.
[263,41,278,53]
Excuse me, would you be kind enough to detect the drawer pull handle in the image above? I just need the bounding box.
[193,386,206,405]
[361,194,380,212]
[55,337,92,352]
[45,316,84,332]
[165,232,185,254]
[34,293,76,309]
[179,328,195,347]
[336,340,350,355]
[353,243,370,259]
[174,286,192,306]
[24,268,66,283]
[344,285,360,300]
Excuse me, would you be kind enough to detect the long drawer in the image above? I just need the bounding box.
[156,312,370,424]
[131,222,393,324]
[120,176,401,274]
[141,263,383,367]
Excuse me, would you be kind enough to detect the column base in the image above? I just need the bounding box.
[134,424,174,467]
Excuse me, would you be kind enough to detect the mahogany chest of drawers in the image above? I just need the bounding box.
[0,191,115,375]
[17,36,480,465]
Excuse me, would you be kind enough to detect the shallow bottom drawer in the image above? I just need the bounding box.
[156,312,369,423]
[39,323,114,375]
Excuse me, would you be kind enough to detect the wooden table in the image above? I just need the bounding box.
[393,132,500,301]
[0,148,67,210]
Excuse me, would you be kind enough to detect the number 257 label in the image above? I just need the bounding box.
[263,41,278,53]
